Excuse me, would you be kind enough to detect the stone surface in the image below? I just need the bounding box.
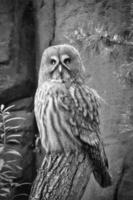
[54,0,92,45]
[0,14,13,63]
[33,0,55,70]
[115,131,133,200]
[0,0,36,104]
[0,0,13,14]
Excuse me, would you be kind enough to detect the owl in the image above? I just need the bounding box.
[34,44,112,188]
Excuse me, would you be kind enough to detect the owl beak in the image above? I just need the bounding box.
[58,64,62,73]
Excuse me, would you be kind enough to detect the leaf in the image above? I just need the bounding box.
[7,160,17,163]
[0,146,4,153]
[3,163,14,171]
[1,133,4,138]
[2,170,16,177]
[3,114,10,120]
[0,174,12,182]
[0,104,5,111]
[6,149,22,157]
[0,193,8,197]
[10,182,19,187]
[3,111,10,116]
[15,165,23,170]
[0,159,4,170]
[6,134,21,139]
[7,139,21,145]
[5,117,25,124]
[4,105,15,112]
[1,171,17,180]
[3,174,16,179]
[5,125,21,131]
[3,163,22,172]
[16,182,31,187]
[1,187,10,193]
[0,123,3,128]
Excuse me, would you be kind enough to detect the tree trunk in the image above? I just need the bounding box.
[29,152,92,200]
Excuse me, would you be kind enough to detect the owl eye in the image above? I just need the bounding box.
[64,57,71,65]
[50,58,56,65]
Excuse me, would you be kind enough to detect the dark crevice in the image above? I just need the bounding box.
[49,0,56,46]
[19,1,36,79]
[113,164,125,200]
[0,60,10,65]
[40,0,46,9]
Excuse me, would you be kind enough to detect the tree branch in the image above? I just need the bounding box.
[29,152,92,200]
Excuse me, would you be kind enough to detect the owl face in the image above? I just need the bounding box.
[38,44,84,86]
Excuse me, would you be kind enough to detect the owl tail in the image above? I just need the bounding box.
[93,168,112,188]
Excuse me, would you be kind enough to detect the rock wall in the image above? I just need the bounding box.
[33,0,133,199]
[0,0,133,200]
[0,0,36,199]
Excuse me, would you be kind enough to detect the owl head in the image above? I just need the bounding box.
[38,44,85,86]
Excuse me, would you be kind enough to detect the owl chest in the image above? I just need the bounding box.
[38,95,80,153]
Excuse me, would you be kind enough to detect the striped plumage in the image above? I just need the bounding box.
[35,81,81,153]
[34,44,112,187]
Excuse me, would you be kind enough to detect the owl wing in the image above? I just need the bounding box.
[34,82,51,153]
[68,84,112,187]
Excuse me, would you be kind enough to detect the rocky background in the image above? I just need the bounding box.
[0,0,133,200]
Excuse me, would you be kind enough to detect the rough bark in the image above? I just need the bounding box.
[29,152,91,200]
